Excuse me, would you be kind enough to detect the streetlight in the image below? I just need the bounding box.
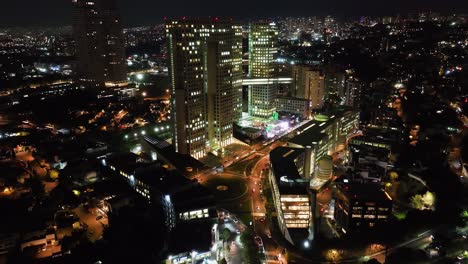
[303,240,310,248]
[191,251,198,261]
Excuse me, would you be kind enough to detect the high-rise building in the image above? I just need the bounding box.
[72,0,127,87]
[275,97,311,119]
[166,18,243,159]
[248,22,278,118]
[291,65,324,109]
[324,64,345,99]
[344,77,362,108]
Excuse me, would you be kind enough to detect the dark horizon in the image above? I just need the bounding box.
[0,0,467,28]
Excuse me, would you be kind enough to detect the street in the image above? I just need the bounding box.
[73,205,108,242]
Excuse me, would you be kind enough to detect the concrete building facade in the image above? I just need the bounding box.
[72,0,127,87]
[166,18,243,158]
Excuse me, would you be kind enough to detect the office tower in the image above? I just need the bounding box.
[166,18,243,159]
[291,65,324,109]
[269,147,312,245]
[72,0,127,87]
[248,22,278,118]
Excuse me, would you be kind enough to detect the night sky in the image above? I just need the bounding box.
[1,0,467,27]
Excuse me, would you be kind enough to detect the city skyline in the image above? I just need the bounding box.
[1,0,468,27]
[0,1,466,263]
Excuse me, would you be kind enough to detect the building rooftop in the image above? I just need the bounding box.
[171,183,215,212]
[276,96,310,102]
[144,136,205,177]
[167,220,215,255]
[165,17,236,25]
[270,147,309,195]
[135,164,194,194]
[106,152,140,174]
[337,183,392,202]
[289,107,356,147]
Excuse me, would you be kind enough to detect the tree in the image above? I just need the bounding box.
[48,169,60,180]
[410,191,436,210]
[421,191,435,208]
[29,177,45,198]
[389,171,399,181]
[410,194,424,210]
[221,228,231,241]
[240,229,261,264]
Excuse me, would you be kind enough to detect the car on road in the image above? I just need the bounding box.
[254,236,263,247]
[236,229,241,235]
[96,215,103,220]
[259,217,265,222]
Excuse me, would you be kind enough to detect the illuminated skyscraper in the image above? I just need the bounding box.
[248,22,278,118]
[72,0,127,87]
[166,18,243,159]
[291,65,324,109]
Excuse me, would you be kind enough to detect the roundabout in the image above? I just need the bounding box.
[203,175,249,202]
[216,185,229,191]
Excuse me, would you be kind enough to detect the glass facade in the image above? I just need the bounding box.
[166,18,243,158]
[280,195,311,228]
[248,22,278,118]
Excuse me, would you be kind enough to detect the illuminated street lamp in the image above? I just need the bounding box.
[191,251,198,262]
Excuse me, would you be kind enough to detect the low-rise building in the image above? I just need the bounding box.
[275,96,311,119]
[104,152,216,230]
[164,220,217,264]
[288,108,359,178]
[333,183,393,234]
[0,234,19,255]
[20,232,61,259]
